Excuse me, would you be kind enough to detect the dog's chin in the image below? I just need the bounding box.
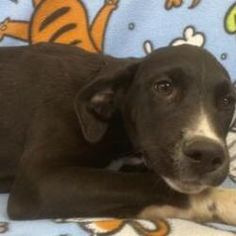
[162,177,208,194]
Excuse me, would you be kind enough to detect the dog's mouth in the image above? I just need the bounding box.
[142,147,228,194]
[162,176,208,194]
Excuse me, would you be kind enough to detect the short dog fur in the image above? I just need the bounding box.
[0,43,235,224]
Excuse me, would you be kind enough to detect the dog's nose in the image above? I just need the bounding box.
[183,138,225,173]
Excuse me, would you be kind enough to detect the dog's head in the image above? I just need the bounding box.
[75,45,236,194]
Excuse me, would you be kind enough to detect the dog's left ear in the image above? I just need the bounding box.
[74,58,140,143]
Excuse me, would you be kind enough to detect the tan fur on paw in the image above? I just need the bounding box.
[138,188,236,226]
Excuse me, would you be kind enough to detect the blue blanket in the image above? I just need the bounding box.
[0,0,236,235]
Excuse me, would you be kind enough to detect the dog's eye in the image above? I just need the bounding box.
[219,95,235,109]
[153,81,173,96]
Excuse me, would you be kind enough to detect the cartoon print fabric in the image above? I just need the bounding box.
[0,0,118,52]
[0,0,236,78]
[225,3,236,36]
[0,0,236,235]
[1,3,235,107]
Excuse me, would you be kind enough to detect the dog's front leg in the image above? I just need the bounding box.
[139,187,236,225]
[8,163,188,219]
[6,106,190,220]
[6,114,188,220]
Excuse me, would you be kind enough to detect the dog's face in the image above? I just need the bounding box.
[123,45,236,194]
[76,45,236,194]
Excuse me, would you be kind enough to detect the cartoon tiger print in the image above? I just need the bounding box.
[0,0,118,53]
[0,0,201,53]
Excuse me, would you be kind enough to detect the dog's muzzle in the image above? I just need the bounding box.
[163,137,229,194]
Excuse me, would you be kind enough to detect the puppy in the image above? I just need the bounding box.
[0,43,235,224]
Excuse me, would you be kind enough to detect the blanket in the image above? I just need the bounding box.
[0,0,236,235]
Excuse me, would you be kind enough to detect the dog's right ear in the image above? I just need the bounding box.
[74,58,140,143]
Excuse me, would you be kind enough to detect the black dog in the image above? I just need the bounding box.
[0,43,235,223]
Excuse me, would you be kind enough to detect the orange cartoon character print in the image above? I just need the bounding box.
[165,0,201,10]
[0,0,119,53]
[55,218,170,236]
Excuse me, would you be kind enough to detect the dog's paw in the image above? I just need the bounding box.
[138,205,189,221]
[138,188,236,226]
[165,0,183,10]
[0,18,10,41]
[203,188,236,225]
[188,188,236,225]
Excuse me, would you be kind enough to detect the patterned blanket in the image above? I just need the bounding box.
[0,0,236,235]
